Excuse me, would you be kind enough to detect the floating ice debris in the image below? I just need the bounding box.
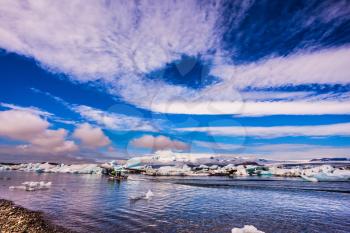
[130,190,154,201]
[145,190,154,199]
[9,181,52,191]
[300,175,318,182]
[300,166,350,182]
[231,225,265,233]
[0,162,103,174]
[313,171,350,182]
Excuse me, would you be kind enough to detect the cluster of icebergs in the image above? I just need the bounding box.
[231,225,265,233]
[1,158,349,182]
[9,181,52,191]
[125,150,262,169]
[270,165,350,182]
[142,164,261,176]
[140,163,350,182]
[0,162,103,174]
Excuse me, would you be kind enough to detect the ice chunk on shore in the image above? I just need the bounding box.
[9,181,52,191]
[231,225,265,233]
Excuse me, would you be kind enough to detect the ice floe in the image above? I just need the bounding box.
[129,189,154,201]
[0,162,103,174]
[231,225,265,233]
[145,190,154,199]
[9,181,52,191]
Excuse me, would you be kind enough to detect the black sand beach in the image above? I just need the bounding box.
[0,199,73,233]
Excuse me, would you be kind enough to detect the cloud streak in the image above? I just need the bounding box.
[0,0,220,79]
[150,100,350,115]
[176,123,350,138]
[74,105,157,132]
[0,0,349,117]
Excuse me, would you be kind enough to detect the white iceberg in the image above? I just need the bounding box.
[313,170,350,182]
[301,166,350,182]
[231,225,265,233]
[235,165,249,176]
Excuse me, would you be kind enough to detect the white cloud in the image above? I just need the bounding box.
[0,102,53,117]
[247,144,350,160]
[150,100,350,115]
[1,102,78,125]
[211,47,350,88]
[113,48,350,115]
[73,123,110,148]
[0,0,220,79]
[193,140,244,151]
[0,109,77,154]
[74,105,157,131]
[1,1,349,116]
[131,135,189,151]
[176,122,350,138]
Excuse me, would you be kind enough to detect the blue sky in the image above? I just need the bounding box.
[0,0,349,162]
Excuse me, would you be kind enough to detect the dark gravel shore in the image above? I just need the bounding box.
[0,199,74,233]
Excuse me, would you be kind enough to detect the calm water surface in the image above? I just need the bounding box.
[0,171,350,233]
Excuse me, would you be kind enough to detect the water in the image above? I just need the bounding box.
[1,171,350,233]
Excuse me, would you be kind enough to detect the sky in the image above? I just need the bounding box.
[0,0,350,163]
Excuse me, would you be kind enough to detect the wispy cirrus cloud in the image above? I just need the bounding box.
[30,88,158,131]
[150,100,350,115]
[247,144,350,160]
[0,0,220,79]
[193,140,244,151]
[0,102,53,117]
[210,47,350,89]
[73,105,158,132]
[176,123,350,138]
[0,0,349,117]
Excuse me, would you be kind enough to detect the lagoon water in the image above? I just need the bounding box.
[1,171,350,233]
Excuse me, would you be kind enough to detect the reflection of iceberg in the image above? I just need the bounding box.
[231,225,265,233]
[9,181,52,191]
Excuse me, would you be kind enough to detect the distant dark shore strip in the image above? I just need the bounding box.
[0,199,74,233]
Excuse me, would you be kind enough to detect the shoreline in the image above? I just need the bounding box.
[0,199,74,233]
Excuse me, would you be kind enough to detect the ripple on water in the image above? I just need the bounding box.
[0,172,350,233]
